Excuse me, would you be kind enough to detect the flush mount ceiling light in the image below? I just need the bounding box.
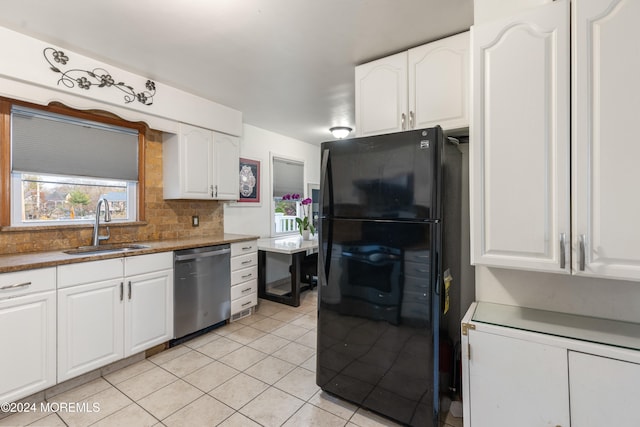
[329,126,352,139]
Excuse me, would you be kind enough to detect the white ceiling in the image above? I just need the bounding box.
[0,0,473,144]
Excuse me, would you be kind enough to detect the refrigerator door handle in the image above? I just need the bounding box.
[318,149,331,287]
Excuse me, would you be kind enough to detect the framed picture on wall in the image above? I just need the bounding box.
[238,157,260,204]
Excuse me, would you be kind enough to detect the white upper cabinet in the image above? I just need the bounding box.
[473,0,640,281]
[408,32,470,131]
[355,52,408,137]
[164,123,240,200]
[212,131,241,200]
[471,0,570,273]
[572,0,640,280]
[355,32,469,137]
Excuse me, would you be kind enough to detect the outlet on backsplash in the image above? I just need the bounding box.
[192,216,199,227]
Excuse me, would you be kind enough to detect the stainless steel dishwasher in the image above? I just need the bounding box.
[173,244,231,340]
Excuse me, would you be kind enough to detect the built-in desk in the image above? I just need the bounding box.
[257,236,318,307]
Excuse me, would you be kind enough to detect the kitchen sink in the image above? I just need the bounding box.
[63,243,151,255]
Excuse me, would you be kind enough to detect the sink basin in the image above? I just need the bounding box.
[63,243,151,255]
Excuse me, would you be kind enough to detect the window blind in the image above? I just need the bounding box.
[272,158,304,198]
[11,106,139,181]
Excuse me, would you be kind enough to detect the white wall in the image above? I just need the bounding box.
[474,0,552,24]
[224,124,321,238]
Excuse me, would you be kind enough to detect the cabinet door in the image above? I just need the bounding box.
[572,0,640,280]
[124,270,173,356]
[0,291,56,404]
[409,32,469,131]
[467,330,570,427]
[355,51,407,137]
[471,0,571,273]
[212,132,240,200]
[569,351,640,426]
[58,280,124,381]
[181,124,213,199]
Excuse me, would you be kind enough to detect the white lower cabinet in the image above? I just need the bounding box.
[569,352,640,427]
[230,240,258,320]
[0,268,56,404]
[466,330,570,426]
[58,253,173,382]
[57,259,124,382]
[124,253,173,356]
[462,302,640,427]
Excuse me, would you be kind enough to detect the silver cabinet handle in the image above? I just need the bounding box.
[401,113,406,130]
[559,233,566,269]
[120,282,124,301]
[0,281,31,290]
[241,273,253,279]
[128,281,132,300]
[409,111,414,129]
[241,287,252,293]
[242,246,253,251]
[579,234,586,271]
[241,260,252,265]
[241,301,252,307]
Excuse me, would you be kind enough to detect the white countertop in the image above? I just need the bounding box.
[257,235,318,254]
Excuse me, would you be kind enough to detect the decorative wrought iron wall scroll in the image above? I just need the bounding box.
[43,47,156,106]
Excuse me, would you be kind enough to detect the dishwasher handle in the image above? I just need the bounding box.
[175,247,231,261]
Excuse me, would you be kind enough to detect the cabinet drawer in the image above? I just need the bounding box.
[0,267,56,299]
[231,279,257,300]
[231,293,257,314]
[57,258,123,288]
[231,253,257,271]
[231,266,257,285]
[125,252,173,276]
[231,240,257,257]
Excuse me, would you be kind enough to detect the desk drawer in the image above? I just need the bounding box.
[231,266,257,285]
[231,253,257,271]
[231,293,257,314]
[231,279,257,300]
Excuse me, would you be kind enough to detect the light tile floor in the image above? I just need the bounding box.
[0,289,463,427]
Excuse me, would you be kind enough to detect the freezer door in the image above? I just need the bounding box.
[320,127,442,221]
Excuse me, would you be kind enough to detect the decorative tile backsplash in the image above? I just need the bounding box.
[0,129,224,255]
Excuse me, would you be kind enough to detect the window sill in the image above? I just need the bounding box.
[1,221,148,233]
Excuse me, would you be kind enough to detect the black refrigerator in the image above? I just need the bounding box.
[316,126,459,426]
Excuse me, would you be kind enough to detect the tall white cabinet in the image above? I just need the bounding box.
[164,123,240,200]
[471,0,640,281]
[471,0,570,273]
[355,32,469,137]
[572,0,640,280]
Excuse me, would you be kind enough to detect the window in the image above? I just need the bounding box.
[12,174,136,223]
[271,155,304,236]
[4,102,143,226]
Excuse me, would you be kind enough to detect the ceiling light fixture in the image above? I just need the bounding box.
[329,126,352,139]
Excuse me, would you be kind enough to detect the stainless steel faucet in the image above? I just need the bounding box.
[92,197,111,246]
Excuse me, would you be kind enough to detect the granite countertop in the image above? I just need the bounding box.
[0,233,259,273]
